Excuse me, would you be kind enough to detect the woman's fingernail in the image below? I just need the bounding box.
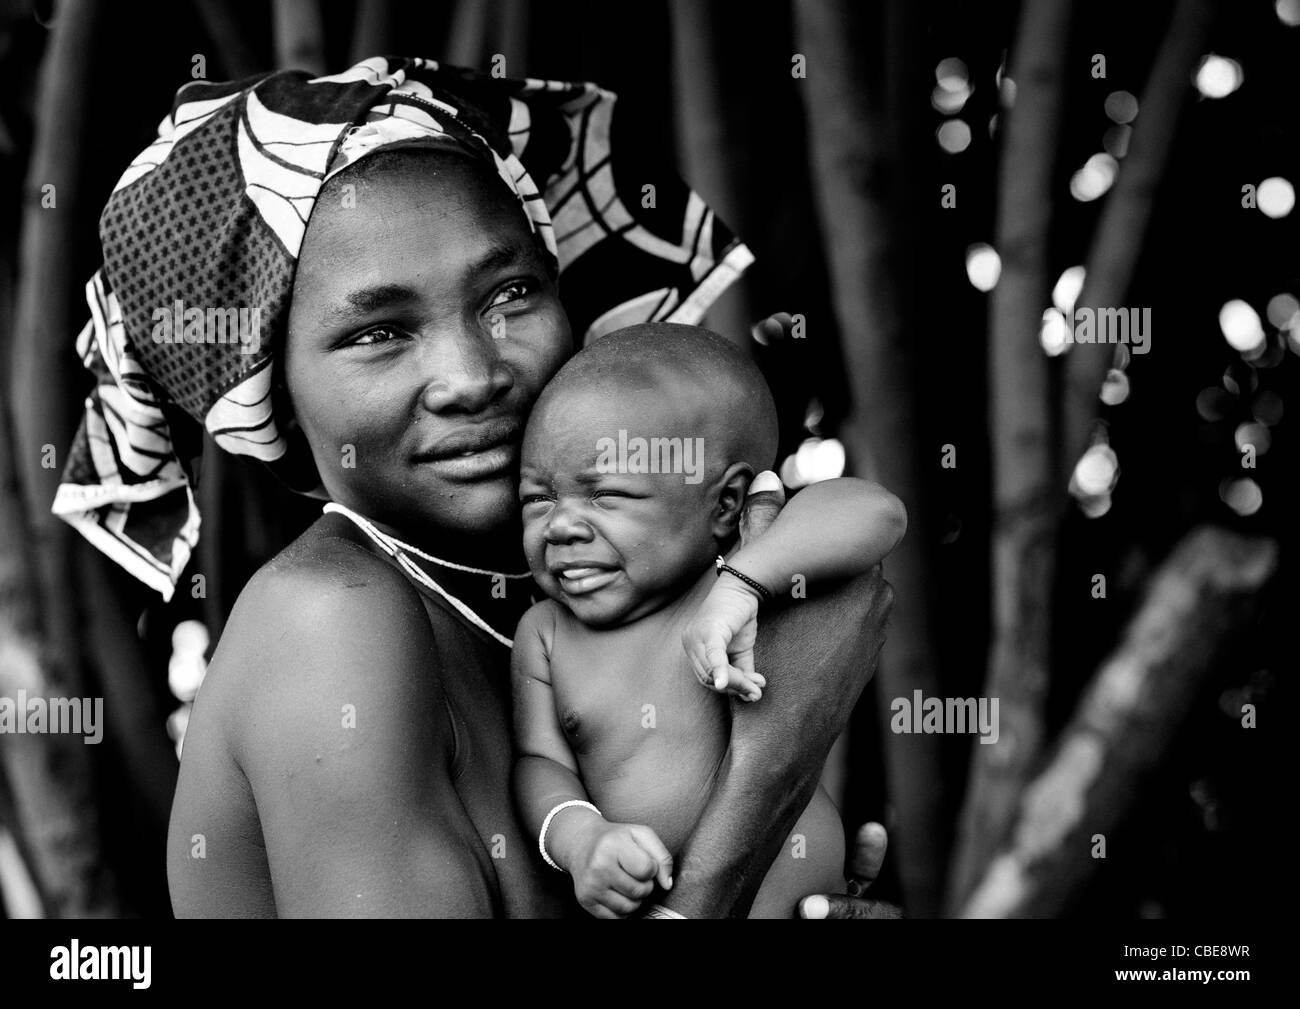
[800,895,829,919]
[748,471,781,495]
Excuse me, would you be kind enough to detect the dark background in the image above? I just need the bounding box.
[0,0,1293,918]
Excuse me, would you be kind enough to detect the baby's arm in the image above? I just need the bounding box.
[685,474,905,698]
[511,604,674,918]
[728,474,906,591]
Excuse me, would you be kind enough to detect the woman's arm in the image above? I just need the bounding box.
[666,477,897,916]
[667,564,893,916]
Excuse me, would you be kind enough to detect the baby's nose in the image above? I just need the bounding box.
[543,505,593,543]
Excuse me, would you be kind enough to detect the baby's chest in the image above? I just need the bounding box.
[550,649,724,758]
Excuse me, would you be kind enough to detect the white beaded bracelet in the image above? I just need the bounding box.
[645,904,688,919]
[539,799,601,872]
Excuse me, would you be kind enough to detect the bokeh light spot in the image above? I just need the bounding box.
[1194,55,1243,99]
[965,243,1001,291]
[781,437,846,489]
[936,57,969,92]
[1265,292,1299,330]
[932,83,972,114]
[1100,369,1131,406]
[1079,494,1113,519]
[1218,299,1265,352]
[1220,478,1262,516]
[1052,265,1087,312]
[1196,386,1232,421]
[1234,422,1270,456]
[803,398,825,431]
[1103,90,1139,123]
[937,119,972,153]
[1073,444,1120,497]
[1103,124,1132,159]
[1257,177,1295,219]
[1069,153,1118,201]
[1040,308,1070,356]
[1276,0,1300,27]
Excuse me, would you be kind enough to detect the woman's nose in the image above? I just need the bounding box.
[419,325,514,414]
[543,503,594,545]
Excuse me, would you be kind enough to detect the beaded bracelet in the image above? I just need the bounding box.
[645,904,688,919]
[539,799,601,872]
[715,555,772,601]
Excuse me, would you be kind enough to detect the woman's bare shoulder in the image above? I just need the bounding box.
[201,516,446,753]
[232,513,420,622]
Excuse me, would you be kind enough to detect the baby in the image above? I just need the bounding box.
[511,323,904,918]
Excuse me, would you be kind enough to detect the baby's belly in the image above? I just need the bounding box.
[577,728,726,855]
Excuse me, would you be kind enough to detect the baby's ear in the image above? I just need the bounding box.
[711,463,755,539]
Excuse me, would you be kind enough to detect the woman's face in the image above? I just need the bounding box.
[284,150,573,542]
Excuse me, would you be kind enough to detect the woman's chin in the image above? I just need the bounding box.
[422,475,522,535]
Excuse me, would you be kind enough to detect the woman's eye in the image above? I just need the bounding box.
[488,280,534,309]
[591,490,629,501]
[520,494,553,507]
[351,325,403,347]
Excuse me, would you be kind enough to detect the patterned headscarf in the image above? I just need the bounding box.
[52,57,752,599]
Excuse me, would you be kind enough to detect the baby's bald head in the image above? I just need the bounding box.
[519,323,779,624]
[528,322,778,481]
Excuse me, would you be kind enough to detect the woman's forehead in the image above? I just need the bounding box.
[298,153,538,278]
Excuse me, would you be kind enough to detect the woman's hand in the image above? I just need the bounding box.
[799,822,904,919]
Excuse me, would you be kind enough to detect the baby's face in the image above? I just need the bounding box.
[520,386,720,626]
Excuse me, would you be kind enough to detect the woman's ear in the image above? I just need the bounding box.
[711,462,756,539]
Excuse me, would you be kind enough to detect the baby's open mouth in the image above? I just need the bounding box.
[552,565,621,595]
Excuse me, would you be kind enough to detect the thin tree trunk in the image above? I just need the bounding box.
[447,0,491,68]
[2,379,117,917]
[6,0,121,917]
[195,0,262,78]
[1063,0,1214,469]
[491,0,530,77]
[794,0,946,916]
[0,384,56,917]
[75,547,178,843]
[197,442,230,639]
[948,0,1074,910]
[11,0,99,712]
[272,0,326,75]
[350,0,394,64]
[961,527,1276,917]
[668,0,751,345]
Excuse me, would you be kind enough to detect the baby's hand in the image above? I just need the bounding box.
[682,572,767,701]
[571,821,674,919]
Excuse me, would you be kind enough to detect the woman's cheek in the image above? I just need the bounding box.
[506,308,573,390]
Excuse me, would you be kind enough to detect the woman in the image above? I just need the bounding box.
[54,57,897,917]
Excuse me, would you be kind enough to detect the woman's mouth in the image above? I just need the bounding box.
[418,442,517,481]
[554,566,621,595]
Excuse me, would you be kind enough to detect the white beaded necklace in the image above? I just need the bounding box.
[322,501,530,648]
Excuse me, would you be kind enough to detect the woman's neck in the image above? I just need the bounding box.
[364,512,530,574]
